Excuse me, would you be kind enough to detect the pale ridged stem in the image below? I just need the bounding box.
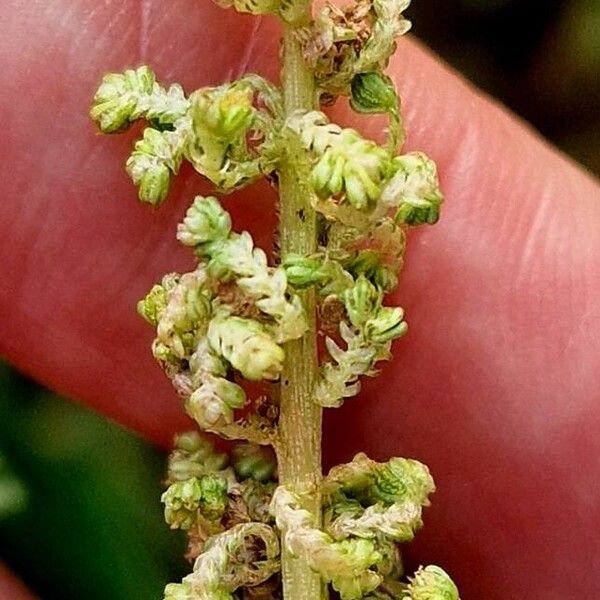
[277,8,326,600]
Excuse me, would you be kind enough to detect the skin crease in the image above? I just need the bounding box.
[1,1,599,598]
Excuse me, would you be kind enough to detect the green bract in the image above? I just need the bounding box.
[91,0,459,598]
[351,72,398,115]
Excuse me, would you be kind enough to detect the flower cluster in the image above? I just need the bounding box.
[91,71,281,203]
[283,108,441,408]
[162,433,278,568]
[271,453,446,600]
[297,0,411,99]
[161,434,456,600]
[136,196,305,439]
[288,110,442,227]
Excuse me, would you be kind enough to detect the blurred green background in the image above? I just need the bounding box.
[410,0,600,175]
[1,1,598,597]
[0,364,187,599]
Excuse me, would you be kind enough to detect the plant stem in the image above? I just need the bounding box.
[277,7,324,600]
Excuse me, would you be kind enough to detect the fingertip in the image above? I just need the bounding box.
[0,564,36,600]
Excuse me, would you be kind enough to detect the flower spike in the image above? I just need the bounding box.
[91,2,458,597]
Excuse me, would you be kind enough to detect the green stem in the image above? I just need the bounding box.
[276,8,324,600]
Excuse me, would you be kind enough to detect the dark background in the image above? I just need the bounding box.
[1,1,598,598]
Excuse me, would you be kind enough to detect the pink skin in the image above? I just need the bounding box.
[1,1,599,598]
[0,564,36,600]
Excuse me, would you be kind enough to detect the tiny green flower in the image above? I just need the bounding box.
[322,453,437,543]
[197,474,229,520]
[90,66,190,135]
[189,338,228,380]
[186,376,246,430]
[168,432,228,482]
[186,386,227,431]
[177,196,232,246]
[374,458,435,506]
[182,522,280,598]
[162,474,227,530]
[350,71,404,152]
[214,378,247,410]
[174,431,210,455]
[155,270,213,360]
[271,486,384,600]
[373,266,398,293]
[283,254,353,294]
[163,581,192,600]
[191,83,254,143]
[405,566,460,600]
[126,152,171,205]
[328,538,383,600]
[381,152,443,225]
[151,340,178,365]
[137,283,168,325]
[213,0,281,16]
[324,453,435,509]
[350,72,398,115]
[311,130,391,210]
[315,325,378,407]
[290,111,391,210]
[90,66,155,133]
[143,82,189,126]
[162,478,204,530]
[126,127,187,205]
[207,315,284,381]
[365,306,407,343]
[347,250,381,277]
[201,231,256,280]
[282,254,325,288]
[342,276,381,328]
[233,443,277,483]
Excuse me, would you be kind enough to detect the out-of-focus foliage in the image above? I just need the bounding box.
[0,450,27,520]
[0,364,186,600]
[411,0,600,175]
